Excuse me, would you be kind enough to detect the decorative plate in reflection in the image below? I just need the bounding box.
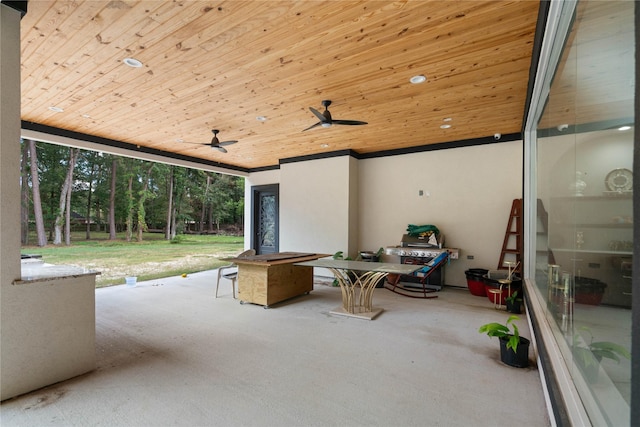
[605,168,633,192]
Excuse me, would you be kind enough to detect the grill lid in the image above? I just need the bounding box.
[400,233,444,248]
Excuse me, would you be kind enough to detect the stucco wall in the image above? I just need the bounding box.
[279,156,357,255]
[1,275,97,400]
[358,140,523,286]
[0,4,22,286]
[246,140,523,286]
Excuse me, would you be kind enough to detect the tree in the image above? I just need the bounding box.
[74,151,101,239]
[136,162,155,241]
[200,173,211,233]
[165,165,174,240]
[20,140,246,244]
[53,148,78,245]
[27,140,47,247]
[125,167,134,242]
[109,158,117,240]
[20,141,30,245]
[36,143,71,241]
[170,166,191,236]
[208,174,240,232]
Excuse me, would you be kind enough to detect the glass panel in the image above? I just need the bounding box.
[259,194,276,249]
[533,1,633,424]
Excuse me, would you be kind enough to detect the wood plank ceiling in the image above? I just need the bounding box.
[538,0,635,132]
[20,0,540,170]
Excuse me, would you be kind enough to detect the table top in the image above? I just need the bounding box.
[295,259,421,275]
[223,252,330,266]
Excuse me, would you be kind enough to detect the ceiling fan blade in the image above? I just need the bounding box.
[218,140,238,146]
[332,119,368,126]
[302,122,323,132]
[309,107,328,123]
[305,100,366,130]
[181,141,209,146]
[214,145,228,153]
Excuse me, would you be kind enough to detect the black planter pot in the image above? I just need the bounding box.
[506,298,523,314]
[482,271,522,305]
[499,336,530,368]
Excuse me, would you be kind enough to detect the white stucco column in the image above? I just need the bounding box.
[0,4,23,285]
[1,2,25,400]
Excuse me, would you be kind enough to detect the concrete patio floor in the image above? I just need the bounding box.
[1,269,551,426]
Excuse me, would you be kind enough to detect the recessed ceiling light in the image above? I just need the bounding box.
[410,74,427,84]
[443,117,452,122]
[440,124,451,129]
[81,114,91,118]
[175,138,184,143]
[256,116,268,122]
[320,143,329,148]
[48,106,64,113]
[123,57,143,68]
[618,125,631,131]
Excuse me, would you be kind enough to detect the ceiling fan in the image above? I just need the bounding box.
[181,129,237,153]
[302,100,368,131]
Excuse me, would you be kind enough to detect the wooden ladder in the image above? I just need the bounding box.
[498,199,523,272]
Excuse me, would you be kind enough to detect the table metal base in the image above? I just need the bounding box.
[294,259,422,321]
[330,305,384,320]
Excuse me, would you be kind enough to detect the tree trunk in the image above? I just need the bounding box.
[21,141,30,245]
[28,140,47,247]
[54,148,77,245]
[95,200,101,232]
[165,166,174,240]
[109,159,117,240]
[170,187,180,240]
[65,171,72,246]
[125,174,133,242]
[199,174,210,233]
[208,203,214,233]
[85,163,96,239]
[171,205,177,239]
[136,163,154,242]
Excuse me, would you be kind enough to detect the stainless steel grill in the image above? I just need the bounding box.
[385,234,458,259]
[385,232,459,291]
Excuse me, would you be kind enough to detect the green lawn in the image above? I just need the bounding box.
[21,232,244,287]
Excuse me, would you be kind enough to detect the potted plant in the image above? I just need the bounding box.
[479,315,530,368]
[505,290,523,314]
[573,326,631,382]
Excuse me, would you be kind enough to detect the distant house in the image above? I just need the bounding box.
[70,211,93,225]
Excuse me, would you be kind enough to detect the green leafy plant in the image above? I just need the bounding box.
[331,251,353,286]
[505,290,522,305]
[169,235,184,244]
[332,251,352,261]
[479,315,523,353]
[573,326,631,368]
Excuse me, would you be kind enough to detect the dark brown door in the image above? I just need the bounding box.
[251,184,278,255]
